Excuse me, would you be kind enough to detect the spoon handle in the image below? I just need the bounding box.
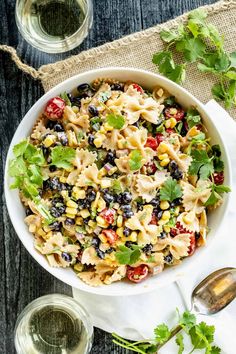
[156,324,182,350]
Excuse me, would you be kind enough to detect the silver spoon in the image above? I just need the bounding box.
[157,267,236,349]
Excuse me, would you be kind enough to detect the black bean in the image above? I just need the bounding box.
[54,123,64,132]
[121,204,132,212]
[105,150,115,164]
[164,254,173,264]
[159,232,167,239]
[83,217,90,225]
[25,208,33,216]
[77,83,90,92]
[58,132,68,146]
[49,221,61,231]
[195,232,201,240]
[88,105,99,117]
[46,120,56,129]
[91,237,100,248]
[65,218,75,226]
[41,146,49,158]
[123,211,134,219]
[169,160,178,170]
[106,247,115,254]
[123,227,131,237]
[125,241,136,248]
[96,248,105,259]
[110,83,124,91]
[121,192,132,203]
[150,197,160,207]
[171,169,183,180]
[57,205,66,215]
[103,192,114,204]
[61,252,72,262]
[87,190,96,202]
[49,165,57,172]
[70,97,81,107]
[156,210,163,220]
[142,244,153,255]
[115,194,123,204]
[88,134,95,146]
[50,207,61,218]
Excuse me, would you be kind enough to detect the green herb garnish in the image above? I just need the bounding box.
[60,92,71,106]
[189,150,214,180]
[128,149,143,171]
[205,184,231,206]
[106,113,125,129]
[50,146,76,169]
[115,245,141,265]
[186,108,201,128]
[112,309,221,354]
[160,177,182,202]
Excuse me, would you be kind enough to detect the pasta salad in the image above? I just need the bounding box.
[9,79,230,286]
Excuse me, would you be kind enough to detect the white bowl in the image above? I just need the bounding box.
[4,67,232,296]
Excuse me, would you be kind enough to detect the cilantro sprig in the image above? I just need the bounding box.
[129,150,143,171]
[106,113,125,129]
[50,146,76,169]
[112,309,221,354]
[189,150,214,180]
[153,9,236,108]
[160,177,182,202]
[205,184,231,206]
[9,139,54,223]
[115,245,141,265]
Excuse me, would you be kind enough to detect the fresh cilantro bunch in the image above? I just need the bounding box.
[153,9,236,108]
[9,139,55,223]
[112,309,221,354]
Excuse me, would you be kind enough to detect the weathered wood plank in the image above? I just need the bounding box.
[0,0,217,353]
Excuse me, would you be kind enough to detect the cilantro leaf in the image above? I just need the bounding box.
[179,310,196,331]
[189,150,213,180]
[204,190,220,206]
[115,245,141,265]
[229,51,236,69]
[60,92,71,106]
[189,322,215,350]
[50,146,76,169]
[186,108,201,128]
[175,333,184,354]
[154,324,171,344]
[176,36,206,63]
[160,178,182,202]
[28,165,44,187]
[214,184,231,193]
[24,144,45,165]
[106,113,125,129]
[211,346,221,354]
[212,80,236,109]
[13,139,29,157]
[205,184,230,207]
[129,149,143,171]
[160,29,181,43]
[111,180,123,194]
[22,179,39,199]
[152,51,186,84]
[9,157,27,177]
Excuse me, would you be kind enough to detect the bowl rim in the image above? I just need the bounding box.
[4,67,233,296]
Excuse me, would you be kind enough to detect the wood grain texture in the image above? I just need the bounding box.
[0,0,217,353]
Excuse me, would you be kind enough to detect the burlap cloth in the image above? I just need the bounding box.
[1,0,236,117]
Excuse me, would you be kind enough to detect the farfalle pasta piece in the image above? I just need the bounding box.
[102,129,124,151]
[63,106,90,131]
[115,156,131,174]
[177,210,200,232]
[31,117,50,141]
[125,205,161,246]
[25,214,42,233]
[77,271,103,286]
[198,210,207,246]
[104,265,127,285]
[136,171,169,202]
[158,142,192,172]
[81,246,100,265]
[153,233,191,260]
[74,149,97,173]
[125,96,164,125]
[181,180,212,213]
[76,163,100,188]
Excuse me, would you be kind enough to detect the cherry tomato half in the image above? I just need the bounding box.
[149,213,157,225]
[145,136,158,150]
[156,133,164,145]
[213,171,224,185]
[127,264,149,283]
[188,234,196,256]
[45,97,65,120]
[99,208,116,224]
[164,107,185,121]
[145,162,157,175]
[132,83,143,93]
[101,229,118,245]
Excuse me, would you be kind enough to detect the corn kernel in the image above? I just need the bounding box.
[99,234,107,243]
[94,138,103,148]
[72,106,79,114]
[104,122,114,131]
[61,190,69,199]
[97,198,106,212]
[157,88,164,97]
[88,220,96,228]
[129,231,138,242]
[117,215,123,228]
[165,119,171,129]
[170,117,177,128]
[100,178,112,189]
[160,158,170,167]
[43,135,56,147]
[96,216,109,228]
[183,214,193,224]
[164,225,171,233]
[66,200,78,208]
[80,209,90,218]
[45,231,53,240]
[160,200,170,210]
[99,126,106,134]
[162,210,171,221]
[188,126,199,137]
[98,168,107,179]
[72,188,86,200]
[116,227,124,237]
[38,228,46,237]
[174,206,180,216]
[158,153,169,161]
[29,224,36,233]
[108,166,118,176]
[75,216,83,225]
[157,142,168,153]
[66,207,77,215]
[66,213,76,219]
[117,140,125,149]
[74,263,83,272]
[59,176,67,183]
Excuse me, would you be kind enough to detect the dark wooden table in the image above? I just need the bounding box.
[0,0,217,353]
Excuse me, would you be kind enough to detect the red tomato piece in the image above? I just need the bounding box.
[156,133,164,145]
[132,83,143,93]
[213,171,224,185]
[45,97,65,119]
[149,213,157,225]
[127,265,149,283]
[99,208,116,224]
[166,128,175,134]
[101,229,118,245]
[145,136,158,150]
[145,162,157,175]
[164,107,185,121]
[188,234,196,256]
